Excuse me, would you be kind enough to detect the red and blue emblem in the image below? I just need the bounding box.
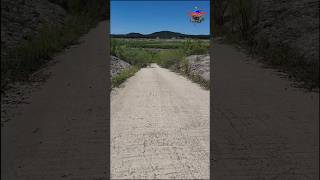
[188,7,206,23]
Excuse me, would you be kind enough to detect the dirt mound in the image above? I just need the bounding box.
[111,56,132,77]
[186,55,210,81]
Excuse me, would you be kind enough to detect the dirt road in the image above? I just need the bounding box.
[212,42,319,180]
[1,21,109,179]
[111,64,210,179]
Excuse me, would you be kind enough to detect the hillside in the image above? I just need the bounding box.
[111,31,210,39]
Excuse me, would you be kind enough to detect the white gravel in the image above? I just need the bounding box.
[111,64,209,179]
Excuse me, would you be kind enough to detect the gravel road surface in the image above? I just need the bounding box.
[111,64,210,179]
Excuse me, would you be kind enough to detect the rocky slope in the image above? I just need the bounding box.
[255,0,319,64]
[1,0,66,58]
[215,0,319,87]
[217,0,319,64]
[186,55,210,81]
[111,56,132,78]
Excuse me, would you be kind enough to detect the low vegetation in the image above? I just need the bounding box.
[112,66,139,88]
[111,45,156,68]
[2,15,93,82]
[111,39,184,49]
[187,74,210,89]
[111,38,209,67]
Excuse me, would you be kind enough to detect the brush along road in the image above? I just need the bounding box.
[111,63,210,179]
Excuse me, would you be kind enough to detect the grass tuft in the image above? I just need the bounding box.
[112,66,139,88]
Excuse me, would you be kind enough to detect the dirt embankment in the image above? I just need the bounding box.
[217,0,319,63]
[215,0,319,88]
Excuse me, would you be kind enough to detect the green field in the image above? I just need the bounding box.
[111,38,209,68]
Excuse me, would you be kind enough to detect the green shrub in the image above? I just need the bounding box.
[112,66,139,87]
[111,38,185,50]
[180,40,209,55]
[111,39,157,67]
[153,50,185,68]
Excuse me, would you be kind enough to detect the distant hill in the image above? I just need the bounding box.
[148,31,186,38]
[125,33,145,38]
[111,31,210,39]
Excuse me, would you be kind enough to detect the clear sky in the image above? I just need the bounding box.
[111,0,210,35]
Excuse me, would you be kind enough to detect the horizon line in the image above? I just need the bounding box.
[111,31,210,36]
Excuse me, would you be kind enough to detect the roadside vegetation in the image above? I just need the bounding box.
[111,38,210,88]
[1,0,106,91]
[111,41,156,67]
[111,39,184,49]
[112,66,139,88]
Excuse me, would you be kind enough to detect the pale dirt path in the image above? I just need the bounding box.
[1,21,109,180]
[111,64,210,179]
[212,42,319,180]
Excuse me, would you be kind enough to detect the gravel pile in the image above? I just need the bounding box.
[111,56,132,78]
[186,55,210,81]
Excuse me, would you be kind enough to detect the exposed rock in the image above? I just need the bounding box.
[186,55,210,81]
[111,56,132,78]
[255,0,319,64]
[1,0,66,58]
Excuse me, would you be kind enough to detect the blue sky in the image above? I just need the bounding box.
[111,1,210,35]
